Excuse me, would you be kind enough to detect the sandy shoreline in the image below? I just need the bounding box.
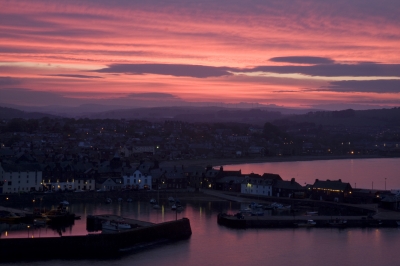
[160,155,395,168]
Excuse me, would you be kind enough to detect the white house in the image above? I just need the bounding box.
[122,170,152,190]
[241,177,273,196]
[98,177,124,191]
[45,178,95,192]
[0,162,43,194]
[45,179,74,192]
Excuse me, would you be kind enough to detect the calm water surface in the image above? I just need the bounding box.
[2,200,400,266]
[223,158,400,190]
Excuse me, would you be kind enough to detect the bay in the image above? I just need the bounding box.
[222,158,400,190]
[2,158,400,265]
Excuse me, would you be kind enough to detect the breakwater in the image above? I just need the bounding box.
[217,213,399,229]
[0,217,192,261]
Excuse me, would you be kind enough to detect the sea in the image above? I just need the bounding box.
[1,158,400,266]
[222,157,400,191]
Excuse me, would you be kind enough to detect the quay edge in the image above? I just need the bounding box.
[0,217,192,261]
[217,213,400,229]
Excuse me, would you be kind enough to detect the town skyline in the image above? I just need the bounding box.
[1,0,400,111]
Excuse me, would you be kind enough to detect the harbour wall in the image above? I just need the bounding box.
[0,217,192,261]
[217,214,399,229]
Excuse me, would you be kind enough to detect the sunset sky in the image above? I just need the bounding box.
[1,0,400,110]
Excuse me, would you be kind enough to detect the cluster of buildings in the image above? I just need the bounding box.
[1,118,399,166]
[0,117,399,209]
[1,153,399,210]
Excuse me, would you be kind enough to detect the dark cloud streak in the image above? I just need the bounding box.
[249,63,400,77]
[46,74,103,79]
[325,80,400,93]
[95,64,232,78]
[94,62,400,78]
[269,56,335,64]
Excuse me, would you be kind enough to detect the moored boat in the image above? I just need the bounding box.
[275,205,291,212]
[295,220,317,227]
[102,220,132,231]
[42,204,77,224]
[60,200,69,205]
[33,217,49,226]
[250,211,264,216]
[0,211,24,224]
[328,219,347,228]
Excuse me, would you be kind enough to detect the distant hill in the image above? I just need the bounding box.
[277,107,400,127]
[0,106,59,120]
[84,106,290,125]
[2,104,398,127]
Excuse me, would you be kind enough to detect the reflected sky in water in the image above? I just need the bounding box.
[1,198,400,266]
[223,158,400,190]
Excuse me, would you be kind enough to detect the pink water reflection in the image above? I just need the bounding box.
[222,158,400,190]
[2,201,400,265]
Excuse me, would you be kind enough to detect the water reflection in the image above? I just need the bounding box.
[2,199,400,265]
[223,158,400,190]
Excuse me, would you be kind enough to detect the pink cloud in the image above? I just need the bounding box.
[1,0,400,109]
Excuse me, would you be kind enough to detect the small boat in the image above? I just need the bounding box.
[168,197,175,202]
[249,202,263,209]
[276,205,291,211]
[102,220,131,231]
[43,205,76,224]
[126,198,133,203]
[117,198,123,203]
[240,208,252,213]
[153,204,161,209]
[328,219,347,228]
[105,198,112,204]
[396,221,400,227]
[33,218,49,226]
[270,202,283,209]
[0,211,24,223]
[367,220,383,227]
[295,220,317,227]
[171,204,177,210]
[306,211,318,216]
[250,211,264,216]
[60,200,69,205]
[150,198,157,204]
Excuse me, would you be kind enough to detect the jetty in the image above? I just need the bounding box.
[0,215,192,261]
[86,214,155,231]
[217,213,400,229]
[203,190,400,229]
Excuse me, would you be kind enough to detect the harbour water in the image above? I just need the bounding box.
[2,200,400,266]
[1,158,400,265]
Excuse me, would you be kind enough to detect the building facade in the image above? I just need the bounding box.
[0,162,43,194]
